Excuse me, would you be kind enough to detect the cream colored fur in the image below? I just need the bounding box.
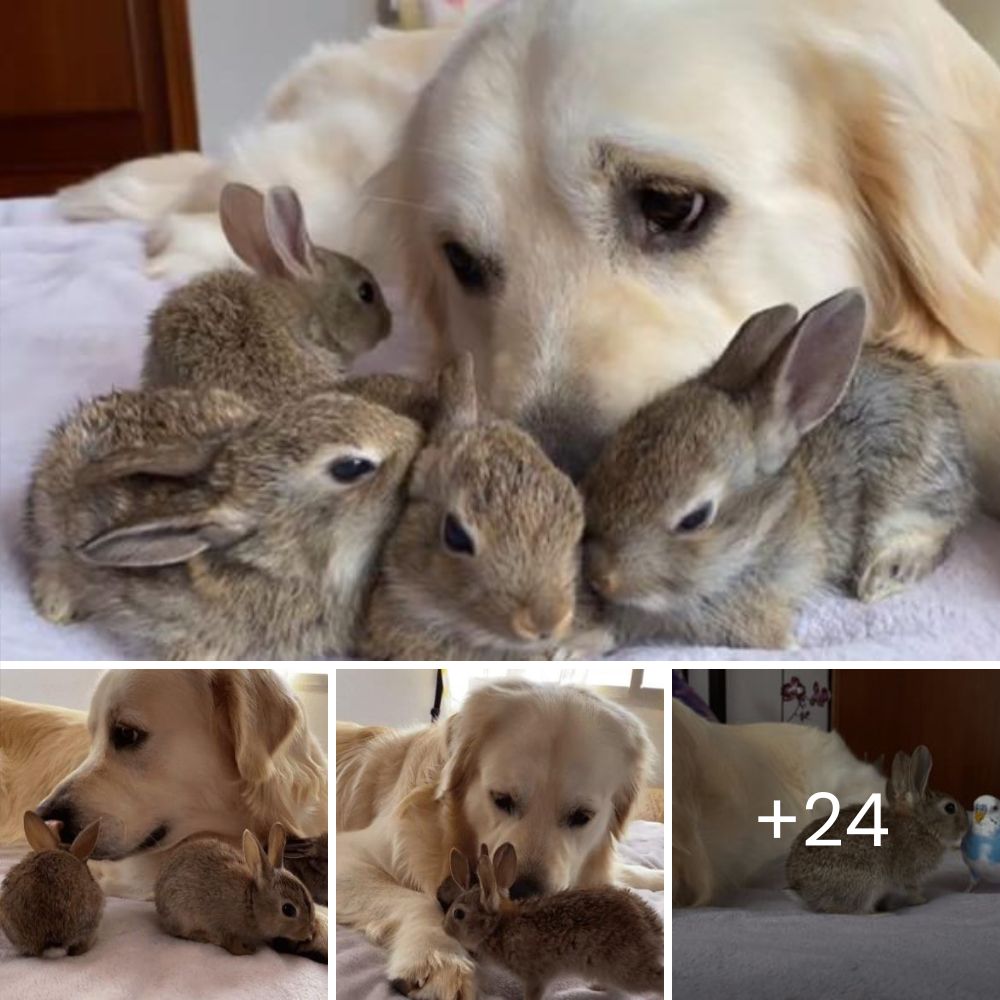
[336,680,662,1000]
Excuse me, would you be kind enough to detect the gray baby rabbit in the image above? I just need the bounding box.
[155,824,315,955]
[358,354,606,659]
[142,182,390,405]
[443,844,663,1000]
[786,746,968,914]
[25,385,422,658]
[0,812,104,957]
[584,289,975,648]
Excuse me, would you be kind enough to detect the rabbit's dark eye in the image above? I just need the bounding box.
[282,903,297,918]
[944,802,957,814]
[328,456,377,484]
[674,501,714,534]
[453,907,466,921]
[567,809,593,828]
[357,280,375,304]
[111,724,147,751]
[442,241,494,294]
[492,793,515,815]
[443,514,475,556]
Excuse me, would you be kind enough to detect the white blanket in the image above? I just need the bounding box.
[336,820,664,1000]
[0,847,327,999]
[1,198,997,660]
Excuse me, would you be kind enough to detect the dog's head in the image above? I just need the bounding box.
[437,679,654,898]
[37,670,326,859]
[368,0,1000,476]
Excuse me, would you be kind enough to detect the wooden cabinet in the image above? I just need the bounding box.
[832,669,1000,809]
[0,0,197,196]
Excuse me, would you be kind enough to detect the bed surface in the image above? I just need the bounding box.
[337,820,664,1000]
[2,197,998,660]
[0,846,327,1000]
[673,851,1000,1000]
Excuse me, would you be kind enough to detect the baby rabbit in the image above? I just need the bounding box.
[443,844,663,1000]
[583,290,975,648]
[143,182,390,406]
[155,824,315,955]
[358,354,606,659]
[786,746,968,914]
[26,385,422,658]
[0,812,104,957]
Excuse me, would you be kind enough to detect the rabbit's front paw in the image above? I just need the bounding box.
[31,573,78,624]
[389,948,476,1000]
[855,537,942,603]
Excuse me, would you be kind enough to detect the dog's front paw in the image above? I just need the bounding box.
[389,947,476,1000]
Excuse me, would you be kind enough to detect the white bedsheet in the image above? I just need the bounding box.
[0,847,327,999]
[1,197,998,660]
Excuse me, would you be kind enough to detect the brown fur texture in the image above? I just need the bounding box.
[25,387,422,658]
[443,844,663,1000]
[155,824,315,955]
[143,183,390,407]
[786,746,969,914]
[358,356,597,659]
[584,292,975,649]
[336,680,661,1000]
[0,812,104,957]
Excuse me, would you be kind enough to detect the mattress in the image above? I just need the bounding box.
[336,820,664,1000]
[1,197,998,660]
[673,851,1000,1000]
[0,846,327,1000]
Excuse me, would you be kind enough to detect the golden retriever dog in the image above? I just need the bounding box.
[673,700,884,907]
[56,0,1000,504]
[337,679,662,1000]
[0,669,328,952]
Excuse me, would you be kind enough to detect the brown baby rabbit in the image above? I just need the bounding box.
[155,824,315,955]
[142,182,390,405]
[25,385,422,658]
[0,812,104,957]
[443,844,663,1000]
[786,746,968,914]
[358,354,606,659]
[584,290,975,648]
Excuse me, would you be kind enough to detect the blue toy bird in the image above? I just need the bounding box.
[961,795,1000,890]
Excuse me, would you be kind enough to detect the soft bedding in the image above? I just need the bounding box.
[673,851,1000,1000]
[1,198,998,660]
[337,820,664,1000]
[0,846,326,1000]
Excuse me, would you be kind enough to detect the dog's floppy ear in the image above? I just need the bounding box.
[608,700,655,842]
[816,1,1000,359]
[212,671,301,788]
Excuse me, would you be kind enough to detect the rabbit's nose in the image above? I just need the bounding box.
[584,543,620,598]
[37,800,79,844]
[509,873,545,900]
[511,603,573,642]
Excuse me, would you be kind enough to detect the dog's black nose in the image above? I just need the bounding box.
[37,800,79,844]
[508,874,544,900]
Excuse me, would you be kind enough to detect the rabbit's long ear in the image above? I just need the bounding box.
[750,289,867,474]
[263,186,320,280]
[78,508,253,568]
[267,823,287,869]
[23,810,59,852]
[909,746,932,798]
[433,353,478,439]
[492,843,517,894]
[69,819,101,862]
[477,843,500,913]
[889,750,911,803]
[243,829,271,885]
[220,182,286,277]
[78,439,225,486]
[705,303,800,394]
[450,848,471,891]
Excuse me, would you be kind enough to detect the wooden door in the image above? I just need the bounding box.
[0,0,198,196]
[832,668,1000,808]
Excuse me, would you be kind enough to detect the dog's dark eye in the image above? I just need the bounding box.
[453,907,466,921]
[442,241,490,294]
[443,514,475,556]
[282,902,297,918]
[627,184,719,253]
[357,280,376,304]
[492,793,515,815]
[674,501,714,534]
[567,809,593,828]
[944,802,957,814]
[111,724,146,750]
[328,456,377,484]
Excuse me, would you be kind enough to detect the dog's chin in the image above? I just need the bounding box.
[89,823,170,860]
